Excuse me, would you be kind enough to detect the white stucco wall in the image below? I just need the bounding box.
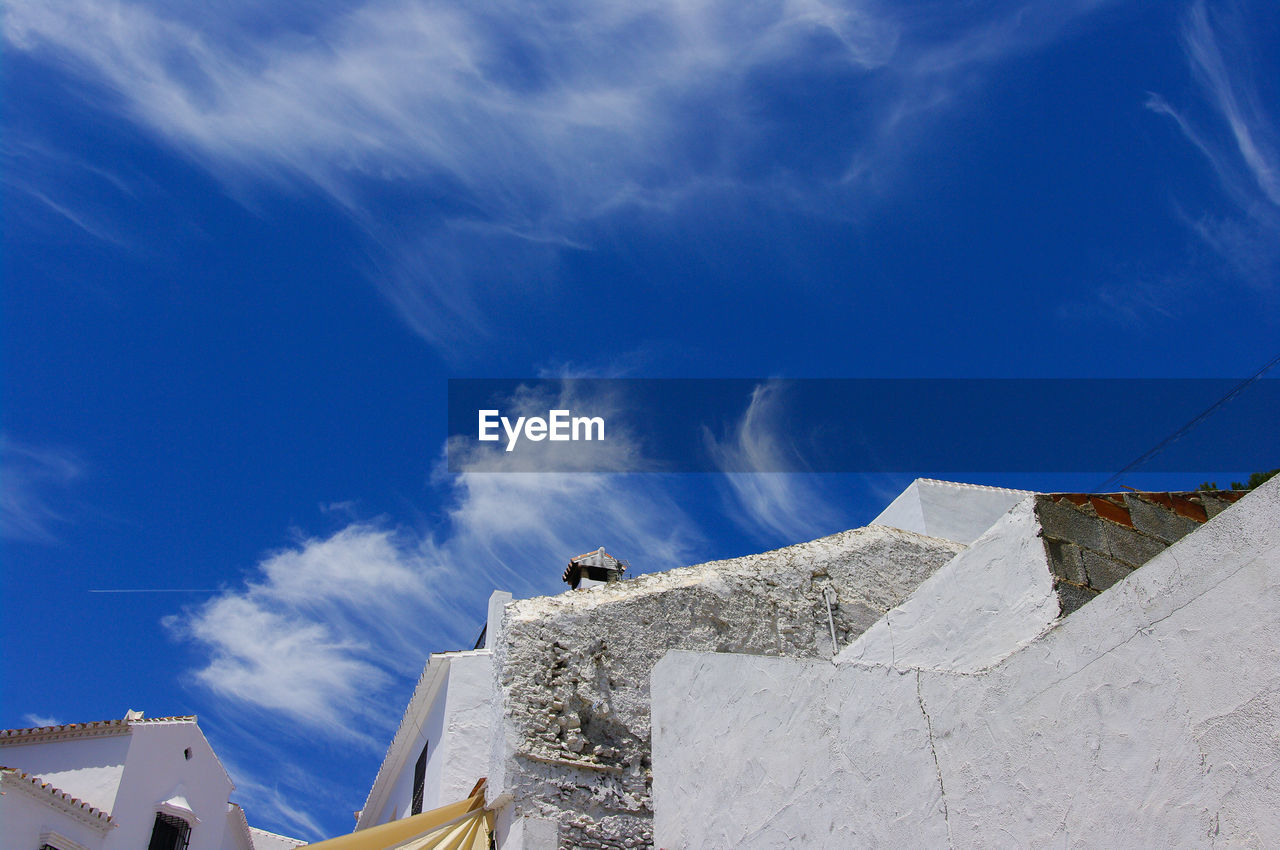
[652,654,948,848]
[0,734,130,814]
[0,721,241,850]
[437,652,494,805]
[842,496,1061,672]
[358,593,508,831]
[0,771,113,850]
[653,477,1280,848]
[872,479,1029,544]
[221,805,255,850]
[108,721,236,850]
[379,651,495,822]
[385,670,450,822]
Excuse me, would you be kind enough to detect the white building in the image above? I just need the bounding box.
[0,711,304,850]
[652,479,1280,847]
[346,478,1276,849]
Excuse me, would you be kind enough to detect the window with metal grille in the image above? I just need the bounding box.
[148,811,192,850]
[411,739,429,815]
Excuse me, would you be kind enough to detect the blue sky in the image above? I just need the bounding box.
[2,0,1278,839]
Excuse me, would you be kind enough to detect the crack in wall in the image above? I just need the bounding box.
[1021,547,1267,707]
[916,669,953,849]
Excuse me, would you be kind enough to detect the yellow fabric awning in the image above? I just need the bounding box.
[388,807,491,850]
[306,785,490,850]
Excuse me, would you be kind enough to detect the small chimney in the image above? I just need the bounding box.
[563,547,627,590]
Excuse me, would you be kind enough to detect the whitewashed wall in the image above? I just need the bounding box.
[109,721,235,850]
[872,479,1029,544]
[436,652,495,806]
[0,771,113,850]
[0,721,241,850]
[653,477,1280,848]
[380,652,495,822]
[0,734,130,814]
[843,496,1060,672]
[384,668,451,823]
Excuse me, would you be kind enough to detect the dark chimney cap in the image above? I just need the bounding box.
[562,547,628,589]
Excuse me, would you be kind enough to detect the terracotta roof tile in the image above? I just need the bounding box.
[0,767,114,824]
[0,715,197,742]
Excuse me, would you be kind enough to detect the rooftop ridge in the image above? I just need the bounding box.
[0,715,198,744]
[914,478,1035,494]
[512,524,961,619]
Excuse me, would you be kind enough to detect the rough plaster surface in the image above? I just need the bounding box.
[842,497,1060,672]
[489,526,964,849]
[652,478,1280,849]
[653,654,948,848]
[872,479,1030,544]
[438,653,495,806]
[373,650,494,825]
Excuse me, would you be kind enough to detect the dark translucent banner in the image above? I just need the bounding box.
[446,379,1278,474]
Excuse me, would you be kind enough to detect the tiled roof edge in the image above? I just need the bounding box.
[248,824,309,846]
[0,767,115,829]
[914,478,1035,494]
[0,716,197,745]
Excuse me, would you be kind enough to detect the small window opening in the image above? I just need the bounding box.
[148,811,192,850]
[411,739,429,815]
[183,747,192,760]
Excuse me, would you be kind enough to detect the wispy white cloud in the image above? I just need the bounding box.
[1147,0,1280,284]
[0,436,82,543]
[22,713,63,727]
[168,381,701,740]
[4,0,1120,348]
[1181,1,1279,207]
[225,758,329,841]
[704,381,839,544]
[166,526,425,743]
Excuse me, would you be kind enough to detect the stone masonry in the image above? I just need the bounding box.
[1036,490,1244,615]
[490,526,964,850]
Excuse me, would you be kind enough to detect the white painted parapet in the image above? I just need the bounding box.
[842,496,1060,672]
[653,477,1280,848]
[871,478,1030,544]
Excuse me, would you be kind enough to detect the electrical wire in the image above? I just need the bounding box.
[1097,351,1280,492]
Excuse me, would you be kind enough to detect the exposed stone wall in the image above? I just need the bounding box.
[1036,491,1242,615]
[492,526,964,849]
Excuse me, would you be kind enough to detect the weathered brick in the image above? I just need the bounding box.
[1042,538,1087,584]
[1170,493,1208,523]
[1199,493,1239,519]
[1081,548,1134,592]
[1055,580,1099,617]
[1035,497,1105,551]
[1102,523,1169,568]
[1091,496,1134,527]
[1125,494,1202,544]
